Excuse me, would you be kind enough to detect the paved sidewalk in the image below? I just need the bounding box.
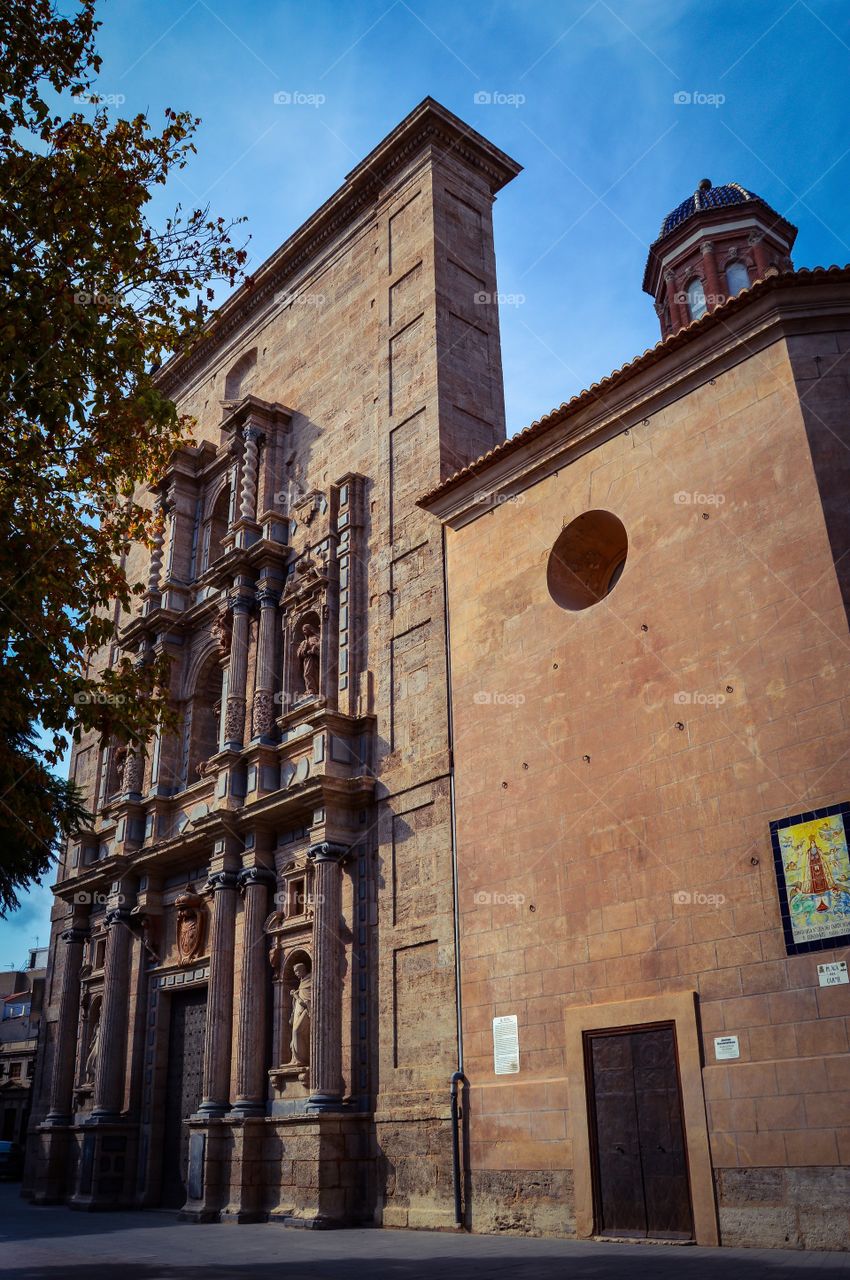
[1,1185,849,1280]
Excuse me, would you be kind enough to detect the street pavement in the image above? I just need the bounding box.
[2,1184,850,1279]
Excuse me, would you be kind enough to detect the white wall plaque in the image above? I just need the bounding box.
[714,1035,740,1061]
[493,1014,520,1074]
[818,961,849,986]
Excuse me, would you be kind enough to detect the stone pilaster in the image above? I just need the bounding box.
[196,870,239,1116]
[665,269,685,333]
[251,584,280,740]
[748,229,769,276]
[90,908,133,1122]
[307,841,348,1112]
[231,865,276,1117]
[223,592,253,750]
[44,928,87,1125]
[700,239,722,309]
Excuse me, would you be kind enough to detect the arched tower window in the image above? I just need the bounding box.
[686,277,707,321]
[206,484,232,568]
[187,657,224,783]
[725,260,750,296]
[224,349,257,402]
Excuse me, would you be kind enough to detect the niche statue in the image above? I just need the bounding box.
[289,961,312,1068]
[297,621,320,697]
[84,1006,101,1083]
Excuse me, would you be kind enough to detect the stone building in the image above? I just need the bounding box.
[0,949,47,1145]
[422,184,850,1247]
[24,98,850,1249]
[25,98,518,1226]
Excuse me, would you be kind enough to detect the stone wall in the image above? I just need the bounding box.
[436,299,850,1246]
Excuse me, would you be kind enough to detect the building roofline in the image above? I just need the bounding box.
[155,98,522,398]
[419,264,850,512]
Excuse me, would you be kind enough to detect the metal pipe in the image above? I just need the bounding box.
[441,522,467,1227]
[450,1068,466,1226]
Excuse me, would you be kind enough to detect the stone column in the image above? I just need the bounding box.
[44,928,87,1125]
[307,842,348,1112]
[145,500,167,611]
[223,592,253,751]
[239,425,263,522]
[251,585,280,741]
[91,909,133,1122]
[700,240,722,309]
[197,871,239,1117]
[231,866,276,1117]
[120,745,145,798]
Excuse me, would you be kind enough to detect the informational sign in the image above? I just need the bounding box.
[714,1035,740,1061]
[818,961,849,986]
[493,1014,520,1074]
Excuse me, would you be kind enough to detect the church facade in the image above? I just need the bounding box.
[24,99,850,1249]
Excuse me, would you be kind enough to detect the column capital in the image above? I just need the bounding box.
[206,870,239,893]
[237,865,276,891]
[104,906,133,929]
[60,927,88,945]
[228,591,255,616]
[256,584,280,609]
[308,841,349,865]
[242,424,265,446]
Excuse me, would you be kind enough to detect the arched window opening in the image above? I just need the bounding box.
[187,658,224,783]
[207,484,231,568]
[725,260,750,296]
[224,349,257,402]
[686,277,707,321]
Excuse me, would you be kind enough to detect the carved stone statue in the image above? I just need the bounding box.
[175,890,205,964]
[297,621,320,697]
[211,606,232,657]
[288,962,311,1067]
[268,935,284,977]
[84,1005,101,1083]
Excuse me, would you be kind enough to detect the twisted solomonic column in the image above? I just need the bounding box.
[307,842,349,1112]
[146,500,167,606]
[238,426,263,524]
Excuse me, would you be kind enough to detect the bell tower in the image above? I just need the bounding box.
[643,178,798,338]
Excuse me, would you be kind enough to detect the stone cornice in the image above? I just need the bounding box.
[154,99,521,400]
[420,267,850,526]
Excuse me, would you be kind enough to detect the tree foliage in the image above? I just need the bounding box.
[0,0,247,912]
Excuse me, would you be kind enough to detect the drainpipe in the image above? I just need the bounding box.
[441,522,467,1228]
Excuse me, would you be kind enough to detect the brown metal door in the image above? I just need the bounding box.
[160,987,207,1209]
[588,1024,693,1239]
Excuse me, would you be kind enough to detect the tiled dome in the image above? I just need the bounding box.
[659,179,762,239]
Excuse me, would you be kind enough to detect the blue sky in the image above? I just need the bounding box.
[3,0,847,968]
